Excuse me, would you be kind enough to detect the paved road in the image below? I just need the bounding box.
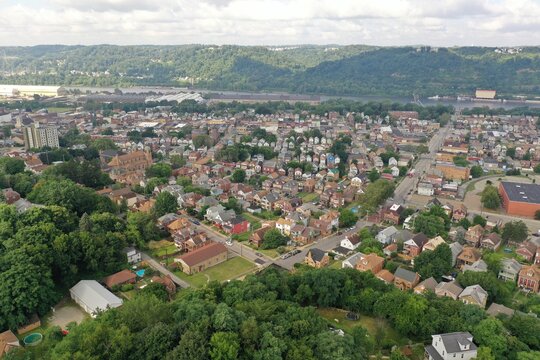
[275,220,373,270]
[141,252,191,288]
[394,125,451,204]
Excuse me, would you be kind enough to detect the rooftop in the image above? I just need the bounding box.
[500,181,540,204]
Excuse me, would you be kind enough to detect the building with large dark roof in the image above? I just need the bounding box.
[499,181,540,217]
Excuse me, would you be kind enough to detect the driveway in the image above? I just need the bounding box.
[48,303,86,329]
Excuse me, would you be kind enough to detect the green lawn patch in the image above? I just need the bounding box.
[242,212,262,226]
[329,260,343,269]
[148,240,178,258]
[316,308,408,346]
[174,256,256,288]
[301,193,319,202]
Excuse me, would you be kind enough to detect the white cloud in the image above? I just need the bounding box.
[0,0,539,46]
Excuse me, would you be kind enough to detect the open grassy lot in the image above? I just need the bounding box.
[301,193,319,202]
[316,308,408,346]
[174,256,256,288]
[148,240,178,258]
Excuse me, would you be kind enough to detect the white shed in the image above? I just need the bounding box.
[70,280,123,317]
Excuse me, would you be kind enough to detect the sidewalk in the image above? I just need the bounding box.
[141,252,191,288]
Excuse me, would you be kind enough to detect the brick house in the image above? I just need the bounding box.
[384,204,404,225]
[103,269,136,289]
[393,267,420,291]
[305,248,329,268]
[404,233,428,257]
[222,217,250,235]
[516,242,537,262]
[175,242,228,274]
[355,253,385,274]
[518,265,540,293]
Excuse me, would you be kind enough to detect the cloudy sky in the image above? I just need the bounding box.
[1,0,539,46]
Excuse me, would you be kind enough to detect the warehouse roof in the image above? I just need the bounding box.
[70,280,122,315]
[500,181,540,204]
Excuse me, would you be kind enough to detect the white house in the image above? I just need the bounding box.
[418,182,435,196]
[376,226,399,245]
[124,247,141,264]
[425,332,478,360]
[70,280,123,317]
[340,234,361,250]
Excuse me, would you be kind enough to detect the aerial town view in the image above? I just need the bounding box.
[1,1,540,360]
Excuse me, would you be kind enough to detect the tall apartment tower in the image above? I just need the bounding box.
[22,123,60,149]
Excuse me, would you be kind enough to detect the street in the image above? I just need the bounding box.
[393,125,450,204]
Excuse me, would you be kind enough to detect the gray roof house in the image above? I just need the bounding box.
[463,259,488,273]
[449,242,463,266]
[498,258,522,282]
[459,285,488,308]
[425,332,478,360]
[342,252,365,269]
[70,280,123,317]
[435,281,464,300]
[486,303,515,318]
[376,226,399,245]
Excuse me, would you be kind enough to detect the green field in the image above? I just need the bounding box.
[301,193,319,202]
[175,256,256,288]
[148,240,178,258]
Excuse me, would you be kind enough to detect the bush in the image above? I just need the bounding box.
[121,283,135,292]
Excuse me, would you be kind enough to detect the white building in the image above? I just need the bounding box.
[70,280,123,317]
[22,123,59,149]
[418,182,435,196]
[425,332,478,360]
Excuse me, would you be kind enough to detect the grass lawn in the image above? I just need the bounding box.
[301,193,319,202]
[232,231,251,242]
[148,240,178,258]
[174,256,256,288]
[242,212,262,226]
[316,308,408,346]
[46,106,74,113]
[329,260,343,269]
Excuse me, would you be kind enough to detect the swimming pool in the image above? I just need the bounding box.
[135,269,145,277]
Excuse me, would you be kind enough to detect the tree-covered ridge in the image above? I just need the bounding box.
[16,267,540,360]
[1,45,540,96]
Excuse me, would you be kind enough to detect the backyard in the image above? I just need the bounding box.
[148,240,178,259]
[174,256,256,288]
[299,192,319,202]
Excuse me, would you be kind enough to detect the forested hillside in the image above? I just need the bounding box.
[1,45,540,97]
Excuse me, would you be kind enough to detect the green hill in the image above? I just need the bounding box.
[1,44,540,97]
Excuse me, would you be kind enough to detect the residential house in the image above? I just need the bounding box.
[404,233,428,257]
[260,192,280,211]
[355,253,385,274]
[376,226,399,245]
[481,233,502,251]
[425,332,477,360]
[342,252,365,269]
[205,205,235,226]
[516,242,537,263]
[276,218,294,236]
[222,217,250,235]
[464,224,484,247]
[463,259,488,273]
[305,248,329,268]
[435,281,464,300]
[384,204,404,225]
[340,234,361,250]
[418,182,435,196]
[393,267,420,291]
[486,303,515,318]
[296,226,320,245]
[518,264,540,293]
[452,204,468,222]
[0,330,20,357]
[459,285,488,308]
[423,236,446,252]
[175,242,228,275]
[103,269,137,289]
[456,247,481,268]
[449,242,464,267]
[414,277,438,294]
[375,269,395,284]
[498,258,522,282]
[157,213,179,229]
[124,247,141,264]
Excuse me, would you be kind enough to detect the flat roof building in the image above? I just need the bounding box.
[499,181,540,217]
